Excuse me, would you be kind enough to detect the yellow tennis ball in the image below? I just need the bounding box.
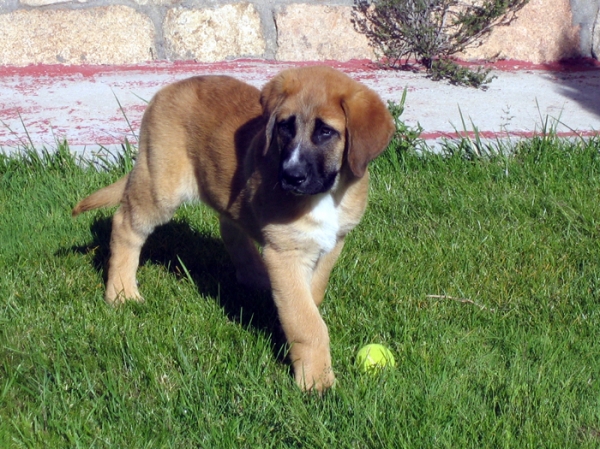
[356,344,396,373]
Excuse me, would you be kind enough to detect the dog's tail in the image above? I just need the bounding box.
[72,175,129,217]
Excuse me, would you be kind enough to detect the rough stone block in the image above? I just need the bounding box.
[20,0,87,5]
[462,0,581,63]
[275,4,374,62]
[0,7,155,65]
[132,0,177,6]
[593,8,600,58]
[164,4,266,62]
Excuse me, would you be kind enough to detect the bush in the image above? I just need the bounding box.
[353,0,529,88]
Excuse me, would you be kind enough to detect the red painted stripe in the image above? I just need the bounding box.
[421,130,600,141]
[0,57,598,78]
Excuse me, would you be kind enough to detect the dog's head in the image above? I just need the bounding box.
[261,66,395,195]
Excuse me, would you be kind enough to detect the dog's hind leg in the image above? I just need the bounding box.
[105,205,150,304]
[105,166,185,305]
[219,217,271,290]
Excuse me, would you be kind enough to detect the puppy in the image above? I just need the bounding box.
[73,66,395,392]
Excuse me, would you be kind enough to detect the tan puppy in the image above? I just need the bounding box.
[73,66,395,392]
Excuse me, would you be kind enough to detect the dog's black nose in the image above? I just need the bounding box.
[281,165,307,187]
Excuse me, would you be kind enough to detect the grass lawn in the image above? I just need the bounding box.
[1,131,600,447]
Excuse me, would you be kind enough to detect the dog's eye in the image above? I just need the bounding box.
[320,127,333,137]
[277,117,295,139]
[313,120,338,144]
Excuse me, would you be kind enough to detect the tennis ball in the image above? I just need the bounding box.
[356,344,396,373]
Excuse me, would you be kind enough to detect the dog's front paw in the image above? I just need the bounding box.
[105,281,144,306]
[295,364,336,394]
[290,343,335,393]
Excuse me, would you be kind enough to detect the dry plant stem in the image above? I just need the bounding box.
[426,294,496,312]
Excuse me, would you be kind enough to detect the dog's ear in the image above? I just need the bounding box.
[341,88,395,178]
[260,70,300,155]
[262,101,282,156]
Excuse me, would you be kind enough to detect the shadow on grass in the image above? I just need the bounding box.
[63,216,288,362]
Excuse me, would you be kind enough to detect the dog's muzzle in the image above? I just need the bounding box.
[280,159,338,196]
[280,159,308,193]
[279,142,311,194]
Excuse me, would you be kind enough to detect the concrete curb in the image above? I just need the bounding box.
[1,59,599,156]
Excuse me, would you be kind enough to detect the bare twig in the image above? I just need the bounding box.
[426,294,495,312]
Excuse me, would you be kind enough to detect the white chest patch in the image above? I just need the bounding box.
[307,194,340,254]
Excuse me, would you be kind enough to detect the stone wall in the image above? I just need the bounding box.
[0,0,598,66]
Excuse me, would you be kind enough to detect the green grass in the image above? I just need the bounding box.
[1,134,600,447]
